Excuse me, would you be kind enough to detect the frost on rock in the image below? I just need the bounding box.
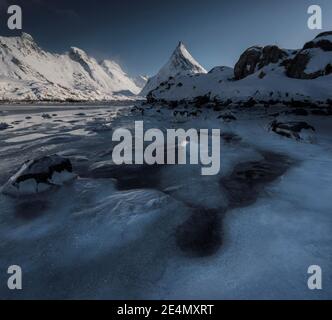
[2,155,76,196]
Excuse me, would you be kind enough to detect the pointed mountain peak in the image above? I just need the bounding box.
[174,41,191,56]
[177,41,185,49]
[140,41,206,95]
[166,41,207,75]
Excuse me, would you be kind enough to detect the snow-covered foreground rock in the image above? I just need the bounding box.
[146,32,332,106]
[0,104,331,299]
[0,33,146,102]
[1,155,76,196]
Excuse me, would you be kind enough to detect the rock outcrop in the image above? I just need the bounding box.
[2,155,76,196]
[234,45,288,80]
[286,32,332,79]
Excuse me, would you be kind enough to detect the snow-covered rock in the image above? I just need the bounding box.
[141,41,207,96]
[0,33,141,102]
[1,155,76,196]
[286,32,332,79]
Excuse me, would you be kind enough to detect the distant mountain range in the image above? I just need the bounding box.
[1,32,332,105]
[145,32,332,107]
[0,33,147,102]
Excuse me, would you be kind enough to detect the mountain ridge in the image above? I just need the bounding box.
[146,32,332,107]
[0,33,147,102]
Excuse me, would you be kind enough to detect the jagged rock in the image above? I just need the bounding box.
[269,120,315,141]
[286,32,332,79]
[303,31,332,51]
[258,46,288,69]
[234,45,287,80]
[234,47,262,80]
[1,155,76,197]
[286,52,318,79]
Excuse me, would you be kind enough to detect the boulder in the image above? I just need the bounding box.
[2,155,76,196]
[269,120,315,141]
[234,46,262,80]
[0,122,11,131]
[234,45,287,80]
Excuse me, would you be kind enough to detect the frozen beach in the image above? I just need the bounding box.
[0,104,331,299]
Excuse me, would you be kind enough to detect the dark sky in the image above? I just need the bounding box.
[0,0,331,76]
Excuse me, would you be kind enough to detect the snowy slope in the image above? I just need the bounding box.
[0,33,143,101]
[132,75,148,89]
[141,42,207,96]
[147,32,332,105]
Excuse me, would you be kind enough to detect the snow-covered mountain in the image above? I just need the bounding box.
[141,41,207,96]
[147,32,332,106]
[0,33,144,102]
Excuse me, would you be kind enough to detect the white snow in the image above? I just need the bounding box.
[0,33,142,101]
[141,42,207,96]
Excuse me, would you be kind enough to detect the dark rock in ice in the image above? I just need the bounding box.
[217,113,237,122]
[1,154,76,197]
[269,120,315,141]
[41,113,52,119]
[0,122,12,131]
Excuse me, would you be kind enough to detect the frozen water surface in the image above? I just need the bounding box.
[0,104,331,299]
